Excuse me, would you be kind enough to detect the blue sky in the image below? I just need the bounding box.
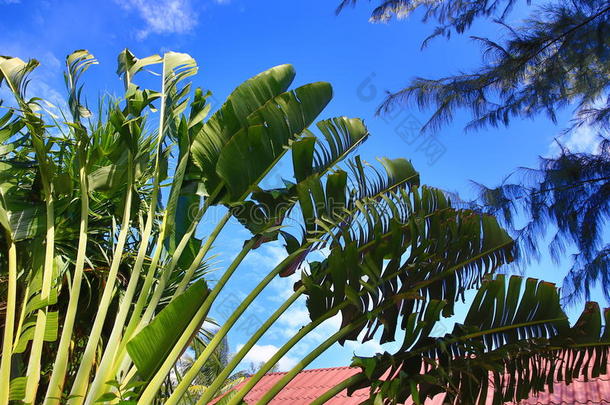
[1,0,604,373]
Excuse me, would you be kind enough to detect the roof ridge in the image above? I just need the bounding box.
[297,366,355,373]
[260,371,288,376]
[271,384,362,391]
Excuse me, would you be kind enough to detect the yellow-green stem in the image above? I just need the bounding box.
[136,204,227,332]
[172,211,232,298]
[117,189,216,360]
[256,290,420,405]
[0,236,17,405]
[12,283,29,353]
[256,318,363,405]
[82,183,162,404]
[24,167,55,404]
[83,210,158,401]
[112,195,224,381]
[67,155,134,405]
[113,52,172,352]
[194,288,304,405]
[168,248,310,404]
[44,162,90,405]
[136,238,257,404]
[225,302,349,405]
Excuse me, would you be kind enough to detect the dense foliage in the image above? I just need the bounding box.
[0,49,607,405]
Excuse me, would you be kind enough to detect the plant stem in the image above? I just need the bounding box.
[172,211,232,298]
[67,154,134,405]
[0,236,17,405]
[84,129,173,403]
[111,195,225,381]
[169,202,318,401]
[256,319,364,405]
[228,267,430,405]
[118,183,219,354]
[83,194,159,403]
[257,288,430,405]
[137,204,228,330]
[136,238,257,404]
[194,288,304,405]
[45,134,91,405]
[24,148,55,404]
[225,302,349,405]
[113,52,173,354]
[167,248,310,404]
[12,283,29,353]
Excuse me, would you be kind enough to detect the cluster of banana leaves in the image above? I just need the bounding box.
[0,49,608,405]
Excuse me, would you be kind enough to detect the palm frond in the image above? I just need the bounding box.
[190,64,296,196]
[348,275,610,405]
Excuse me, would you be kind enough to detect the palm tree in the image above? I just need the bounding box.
[337,0,610,306]
[0,49,608,405]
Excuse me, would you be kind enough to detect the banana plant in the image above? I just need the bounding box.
[328,275,610,405]
[0,48,607,405]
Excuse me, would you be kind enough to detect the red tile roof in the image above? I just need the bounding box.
[210,367,368,404]
[210,365,610,404]
[516,372,610,405]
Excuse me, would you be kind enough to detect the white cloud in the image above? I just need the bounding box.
[116,0,199,39]
[276,306,310,333]
[235,344,298,371]
[548,124,603,156]
[266,250,331,303]
[245,244,288,271]
[547,102,607,157]
[0,0,20,4]
[268,269,301,302]
[344,337,384,357]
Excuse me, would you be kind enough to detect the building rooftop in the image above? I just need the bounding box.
[210,364,610,404]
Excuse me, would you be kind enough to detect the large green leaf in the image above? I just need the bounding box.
[127,280,210,382]
[0,188,13,235]
[8,377,26,402]
[190,64,296,195]
[348,275,610,405]
[295,157,420,237]
[87,163,127,192]
[216,82,333,202]
[0,56,39,98]
[116,49,162,82]
[230,116,369,241]
[13,311,59,353]
[65,50,98,120]
[303,195,515,344]
[292,117,369,183]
